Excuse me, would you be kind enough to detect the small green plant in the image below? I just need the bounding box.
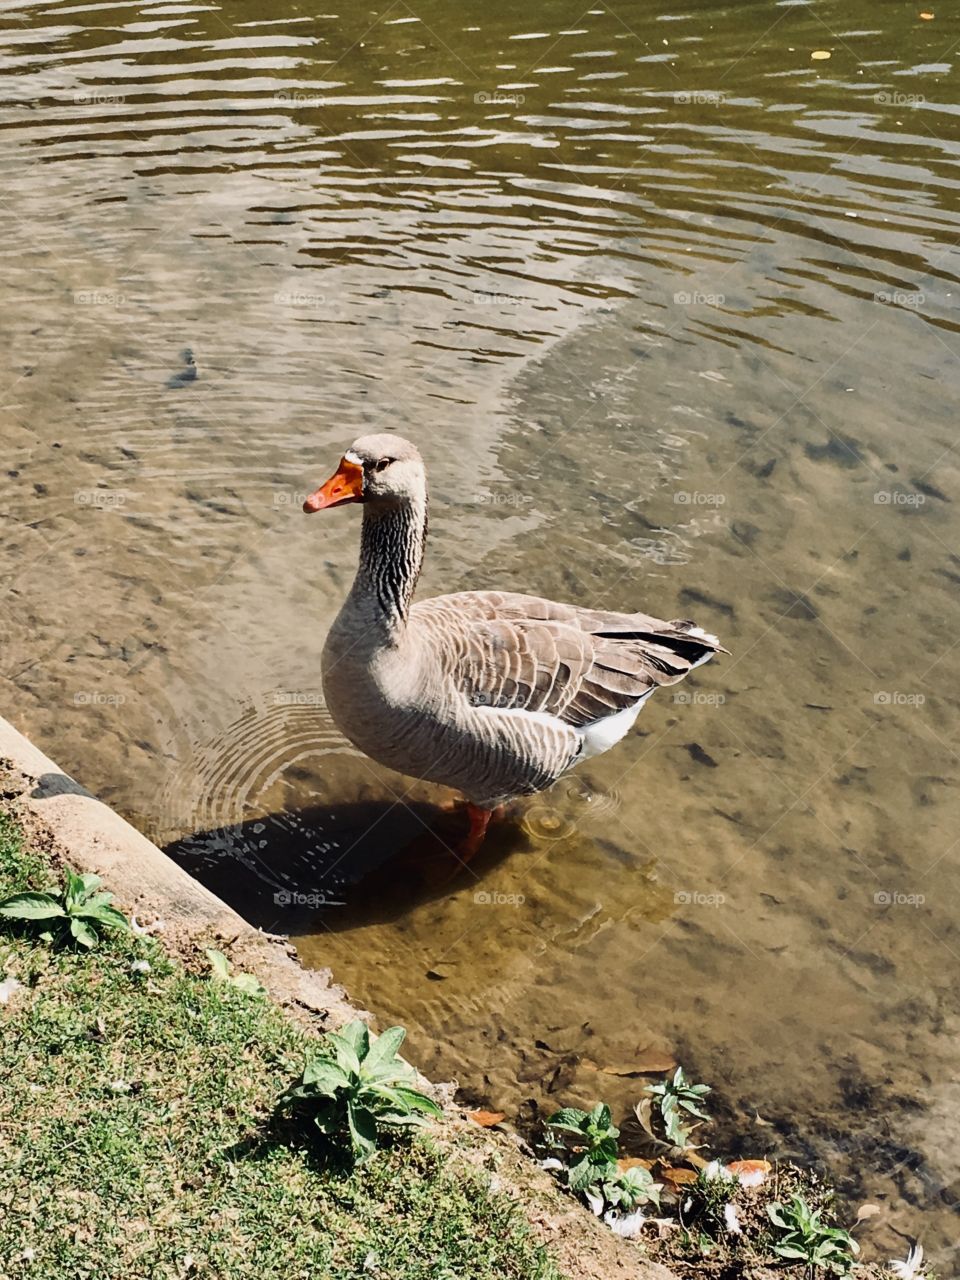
[545,1103,621,1192]
[645,1066,711,1147]
[597,1164,661,1213]
[205,948,266,997]
[545,1104,662,1218]
[766,1194,858,1275]
[0,868,130,949]
[281,1020,441,1161]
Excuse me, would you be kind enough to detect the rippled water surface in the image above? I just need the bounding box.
[2,0,959,1263]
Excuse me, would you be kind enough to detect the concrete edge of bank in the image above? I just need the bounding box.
[0,713,361,1025]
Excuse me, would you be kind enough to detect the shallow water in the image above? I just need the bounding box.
[2,0,959,1263]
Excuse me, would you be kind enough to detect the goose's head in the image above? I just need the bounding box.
[303,434,425,513]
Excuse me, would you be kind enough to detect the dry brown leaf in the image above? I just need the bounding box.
[597,1061,668,1078]
[685,1150,709,1169]
[466,1109,506,1128]
[582,1046,676,1076]
[633,1097,663,1144]
[855,1202,881,1223]
[811,49,832,60]
[617,1156,654,1172]
[661,1166,699,1190]
[634,1046,678,1073]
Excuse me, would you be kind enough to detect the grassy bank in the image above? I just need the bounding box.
[0,810,562,1280]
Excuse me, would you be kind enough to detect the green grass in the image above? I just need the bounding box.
[0,810,562,1280]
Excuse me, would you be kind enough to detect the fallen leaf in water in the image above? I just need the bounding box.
[467,1110,505,1128]
[582,1045,676,1076]
[726,1159,771,1187]
[596,1060,674,1078]
[633,1046,678,1073]
[617,1157,654,1172]
[855,1202,881,1223]
[811,49,832,60]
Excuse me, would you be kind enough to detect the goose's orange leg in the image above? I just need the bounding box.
[390,800,506,882]
[454,803,505,866]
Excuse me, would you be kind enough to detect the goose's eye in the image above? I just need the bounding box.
[374,457,393,473]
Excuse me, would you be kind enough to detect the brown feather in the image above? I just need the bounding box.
[413,590,725,731]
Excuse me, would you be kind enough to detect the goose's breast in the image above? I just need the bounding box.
[321,631,431,761]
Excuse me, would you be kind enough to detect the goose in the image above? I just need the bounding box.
[304,434,726,862]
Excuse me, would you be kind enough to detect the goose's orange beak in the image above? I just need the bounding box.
[303,458,364,512]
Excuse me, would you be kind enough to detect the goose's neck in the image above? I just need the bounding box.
[350,496,427,633]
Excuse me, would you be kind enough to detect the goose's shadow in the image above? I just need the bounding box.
[162,798,522,936]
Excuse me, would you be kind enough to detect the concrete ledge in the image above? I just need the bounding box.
[0,713,360,1025]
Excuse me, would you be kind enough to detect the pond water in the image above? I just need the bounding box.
[2,0,959,1264]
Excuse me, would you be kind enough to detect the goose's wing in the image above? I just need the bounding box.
[412,590,725,730]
